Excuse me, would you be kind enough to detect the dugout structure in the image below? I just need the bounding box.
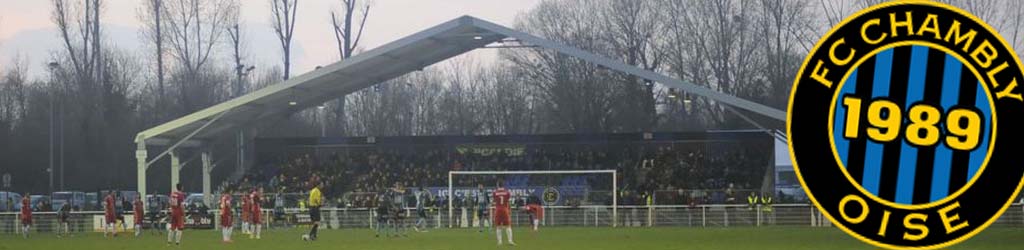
[132,16,787,206]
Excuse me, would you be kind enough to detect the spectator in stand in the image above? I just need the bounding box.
[240,139,771,207]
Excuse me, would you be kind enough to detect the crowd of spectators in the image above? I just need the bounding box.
[243,138,771,208]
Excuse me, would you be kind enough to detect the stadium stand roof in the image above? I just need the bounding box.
[132,16,788,203]
[134,15,786,148]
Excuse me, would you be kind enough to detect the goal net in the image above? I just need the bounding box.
[446,170,618,228]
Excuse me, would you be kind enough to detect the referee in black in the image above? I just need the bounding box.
[307,180,323,241]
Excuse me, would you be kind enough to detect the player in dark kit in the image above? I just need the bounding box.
[475,183,490,232]
[118,196,128,233]
[390,183,407,237]
[168,183,186,246]
[57,202,72,237]
[414,186,431,232]
[375,192,391,237]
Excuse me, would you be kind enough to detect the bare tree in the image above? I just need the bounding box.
[1002,1,1024,56]
[52,0,103,86]
[509,0,637,133]
[329,0,371,136]
[936,0,1024,57]
[408,69,445,135]
[0,56,28,126]
[270,0,297,80]
[164,0,232,112]
[818,0,855,28]
[139,0,167,101]
[436,58,486,135]
[164,0,230,77]
[661,0,766,128]
[332,0,369,59]
[226,1,251,97]
[758,0,815,108]
[480,64,536,134]
[599,0,662,132]
[344,76,416,136]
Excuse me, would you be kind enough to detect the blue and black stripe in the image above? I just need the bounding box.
[833,45,991,205]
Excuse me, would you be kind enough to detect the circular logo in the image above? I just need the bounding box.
[542,187,560,205]
[788,1,1024,249]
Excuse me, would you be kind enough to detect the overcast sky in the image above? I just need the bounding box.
[0,0,542,78]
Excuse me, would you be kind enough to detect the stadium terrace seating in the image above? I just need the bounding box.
[229,132,771,207]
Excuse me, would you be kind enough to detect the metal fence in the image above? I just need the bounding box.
[4,203,1024,234]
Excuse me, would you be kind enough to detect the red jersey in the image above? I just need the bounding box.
[250,191,262,212]
[169,191,186,230]
[250,191,263,224]
[20,197,31,224]
[134,200,144,218]
[241,195,251,218]
[220,194,233,227]
[526,204,544,220]
[220,194,232,213]
[20,197,30,216]
[105,195,116,216]
[169,191,186,214]
[493,188,511,211]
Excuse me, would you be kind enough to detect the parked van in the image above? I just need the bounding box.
[0,192,23,212]
[30,195,51,211]
[51,191,87,211]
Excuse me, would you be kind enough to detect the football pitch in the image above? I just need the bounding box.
[1,227,1023,250]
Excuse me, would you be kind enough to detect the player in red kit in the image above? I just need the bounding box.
[492,180,515,246]
[168,183,186,246]
[524,202,544,232]
[220,189,234,243]
[133,196,144,238]
[241,192,251,235]
[249,187,263,239]
[20,193,31,238]
[104,191,117,237]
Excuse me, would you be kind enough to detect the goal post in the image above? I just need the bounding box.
[447,170,618,228]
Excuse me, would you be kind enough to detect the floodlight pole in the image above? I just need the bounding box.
[47,62,58,193]
[48,95,53,193]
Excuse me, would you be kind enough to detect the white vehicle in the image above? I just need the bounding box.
[51,191,86,211]
[0,192,23,212]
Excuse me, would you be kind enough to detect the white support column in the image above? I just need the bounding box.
[135,141,148,206]
[237,130,245,175]
[202,151,212,207]
[171,151,181,192]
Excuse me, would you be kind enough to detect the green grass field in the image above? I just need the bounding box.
[0,226,1022,250]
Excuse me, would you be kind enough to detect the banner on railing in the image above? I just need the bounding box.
[427,186,589,206]
[93,214,215,230]
[91,215,141,232]
[185,213,215,229]
[455,144,525,156]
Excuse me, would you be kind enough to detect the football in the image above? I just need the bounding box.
[301,234,310,241]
